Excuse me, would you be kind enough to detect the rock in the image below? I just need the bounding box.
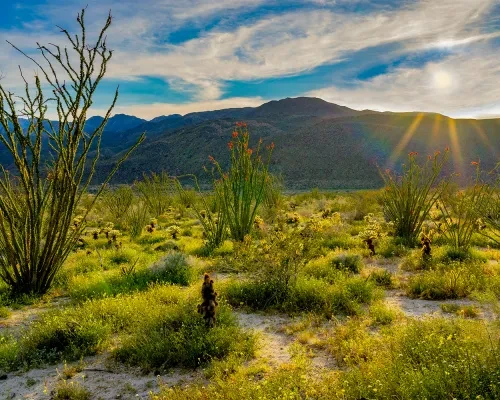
[0,374,7,380]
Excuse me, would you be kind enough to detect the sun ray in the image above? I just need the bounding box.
[447,118,464,176]
[389,113,424,164]
[431,113,442,143]
[469,120,497,158]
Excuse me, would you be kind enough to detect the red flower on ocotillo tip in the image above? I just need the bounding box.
[232,131,238,138]
[208,155,215,163]
[247,148,253,155]
[471,161,479,166]
[228,142,233,150]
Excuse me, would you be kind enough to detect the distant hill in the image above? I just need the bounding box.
[1,97,499,189]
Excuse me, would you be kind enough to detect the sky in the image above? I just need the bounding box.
[1,0,500,120]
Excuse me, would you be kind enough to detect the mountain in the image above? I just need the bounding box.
[93,98,500,188]
[85,114,146,133]
[1,97,499,189]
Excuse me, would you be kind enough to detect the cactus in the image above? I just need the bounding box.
[197,274,218,328]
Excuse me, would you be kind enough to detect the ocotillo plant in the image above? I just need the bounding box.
[439,162,497,250]
[208,122,274,241]
[0,9,144,295]
[379,150,451,246]
[135,172,173,217]
[175,175,228,251]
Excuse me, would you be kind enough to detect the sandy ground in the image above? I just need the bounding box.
[0,353,203,400]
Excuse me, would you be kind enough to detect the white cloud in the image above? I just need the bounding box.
[1,0,499,118]
[102,0,498,101]
[306,47,500,118]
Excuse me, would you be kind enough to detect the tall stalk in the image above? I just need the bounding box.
[437,164,493,251]
[0,9,144,295]
[210,122,274,241]
[135,172,173,217]
[379,150,451,246]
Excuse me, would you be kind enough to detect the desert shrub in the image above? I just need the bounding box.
[159,349,319,400]
[0,305,10,318]
[123,202,150,239]
[135,172,174,217]
[53,381,91,400]
[436,170,492,251]
[369,301,399,325]
[336,319,500,399]
[367,269,394,288]
[322,233,359,250]
[150,252,192,286]
[302,255,346,284]
[113,301,254,371]
[161,319,500,400]
[377,237,410,258]
[101,185,135,221]
[441,303,480,318]
[225,275,376,316]
[406,262,485,300]
[379,150,451,246]
[2,285,252,373]
[16,312,111,367]
[261,173,284,222]
[331,253,362,274]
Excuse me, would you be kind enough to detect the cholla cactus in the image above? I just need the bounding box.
[108,230,121,242]
[286,213,300,225]
[254,215,264,229]
[321,208,332,219]
[168,225,181,239]
[358,213,385,255]
[90,229,100,240]
[72,215,85,231]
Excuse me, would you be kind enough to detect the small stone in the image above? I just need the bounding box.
[0,374,7,380]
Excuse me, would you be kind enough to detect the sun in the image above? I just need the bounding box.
[432,70,453,90]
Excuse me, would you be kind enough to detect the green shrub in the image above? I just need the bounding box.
[225,276,376,316]
[379,150,451,246]
[150,252,192,286]
[337,319,500,399]
[441,303,480,318]
[53,381,91,400]
[0,305,10,318]
[113,302,254,371]
[367,269,394,288]
[331,253,362,273]
[369,301,399,325]
[406,262,485,300]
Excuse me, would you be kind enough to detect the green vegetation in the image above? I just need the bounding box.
[0,10,143,295]
[379,150,451,246]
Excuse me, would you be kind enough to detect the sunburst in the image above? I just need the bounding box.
[389,113,424,164]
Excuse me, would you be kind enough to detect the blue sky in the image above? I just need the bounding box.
[1,0,500,120]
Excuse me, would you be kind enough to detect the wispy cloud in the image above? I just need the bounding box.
[1,0,499,118]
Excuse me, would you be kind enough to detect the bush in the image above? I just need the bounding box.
[379,150,451,246]
[331,253,362,274]
[367,269,394,288]
[53,381,91,400]
[406,262,485,300]
[113,302,254,371]
[369,301,399,325]
[225,275,377,316]
[150,252,193,286]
